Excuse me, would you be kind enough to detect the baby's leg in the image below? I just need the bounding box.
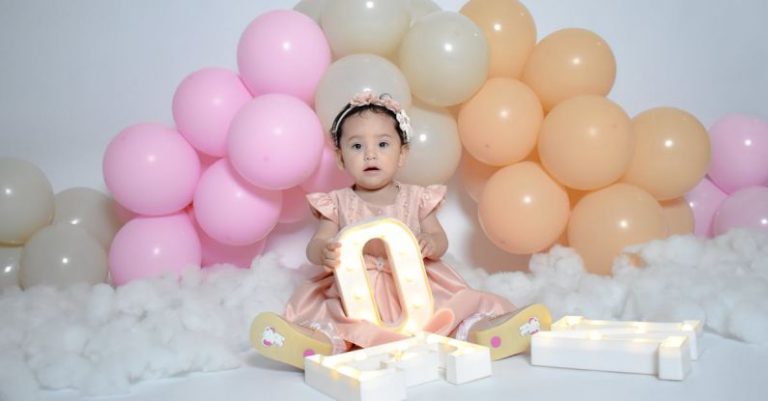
[250,312,339,370]
[466,304,552,360]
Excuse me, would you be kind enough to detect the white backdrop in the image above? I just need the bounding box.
[1,0,767,271]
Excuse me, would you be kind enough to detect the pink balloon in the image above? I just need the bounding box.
[187,207,266,268]
[685,177,728,237]
[237,10,331,104]
[278,186,311,224]
[300,144,354,193]
[109,213,201,286]
[193,159,282,246]
[103,123,200,216]
[228,94,324,190]
[708,114,768,194]
[713,186,768,236]
[172,68,253,157]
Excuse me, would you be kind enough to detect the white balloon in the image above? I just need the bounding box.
[293,0,331,23]
[396,104,462,185]
[54,187,123,248]
[0,245,21,290]
[0,158,54,245]
[321,0,410,58]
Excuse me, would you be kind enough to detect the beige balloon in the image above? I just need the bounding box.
[399,11,489,107]
[478,161,570,254]
[0,245,22,290]
[621,107,711,201]
[314,54,412,133]
[20,224,108,288]
[460,0,536,78]
[0,158,54,245]
[567,183,667,275]
[460,151,501,202]
[522,28,616,111]
[410,0,441,22]
[294,0,331,24]
[660,197,695,235]
[396,104,462,185]
[321,0,410,58]
[54,187,124,249]
[458,78,543,166]
[538,95,634,190]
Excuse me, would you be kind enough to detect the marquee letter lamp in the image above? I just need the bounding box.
[334,217,434,335]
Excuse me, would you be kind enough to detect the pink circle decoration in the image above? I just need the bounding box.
[712,186,768,236]
[228,94,324,190]
[708,113,768,194]
[237,10,331,104]
[172,67,253,157]
[193,159,282,246]
[109,212,201,286]
[300,144,354,193]
[103,123,200,216]
[685,177,728,237]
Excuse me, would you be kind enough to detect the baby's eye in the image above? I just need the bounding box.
[378,141,390,148]
[351,143,362,150]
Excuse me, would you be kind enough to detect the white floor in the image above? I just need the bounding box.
[42,333,767,401]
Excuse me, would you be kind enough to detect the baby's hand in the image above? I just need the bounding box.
[417,233,437,259]
[322,241,341,272]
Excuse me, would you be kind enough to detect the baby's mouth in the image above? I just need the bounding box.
[364,167,380,172]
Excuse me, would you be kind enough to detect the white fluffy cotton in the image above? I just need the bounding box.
[1,229,766,399]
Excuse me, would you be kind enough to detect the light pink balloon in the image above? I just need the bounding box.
[172,68,253,157]
[708,114,768,194]
[713,186,768,236]
[187,207,266,268]
[300,144,354,193]
[228,94,324,190]
[109,213,201,286]
[278,186,311,224]
[193,159,282,246]
[237,10,331,104]
[103,123,200,216]
[685,177,728,237]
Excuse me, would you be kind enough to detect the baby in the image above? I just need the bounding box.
[251,92,550,369]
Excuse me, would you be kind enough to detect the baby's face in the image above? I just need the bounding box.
[336,111,408,191]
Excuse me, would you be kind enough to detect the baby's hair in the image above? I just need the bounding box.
[329,92,412,149]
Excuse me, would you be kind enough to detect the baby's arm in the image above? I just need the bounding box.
[306,217,341,270]
[418,210,448,260]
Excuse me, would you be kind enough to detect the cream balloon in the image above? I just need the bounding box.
[399,11,489,107]
[20,224,108,288]
[538,95,634,190]
[460,0,536,78]
[0,158,54,245]
[321,0,410,58]
[621,107,711,201]
[409,0,441,21]
[314,54,412,133]
[458,78,543,166]
[660,197,695,235]
[478,161,570,254]
[293,0,331,23]
[522,28,616,111]
[567,183,667,276]
[460,152,501,202]
[0,245,21,290]
[54,187,124,249]
[396,104,462,185]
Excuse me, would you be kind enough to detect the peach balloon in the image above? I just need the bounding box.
[478,161,570,254]
[460,151,501,202]
[460,0,536,78]
[621,107,711,201]
[567,183,667,275]
[660,197,695,235]
[522,28,616,111]
[538,95,634,190]
[458,78,543,166]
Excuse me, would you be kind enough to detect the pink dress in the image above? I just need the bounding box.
[284,182,515,352]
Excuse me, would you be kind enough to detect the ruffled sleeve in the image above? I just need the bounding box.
[418,184,447,220]
[306,192,339,224]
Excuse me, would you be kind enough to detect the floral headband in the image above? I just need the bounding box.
[330,92,412,148]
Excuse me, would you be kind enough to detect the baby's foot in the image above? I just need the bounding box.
[467,304,551,360]
[250,312,333,370]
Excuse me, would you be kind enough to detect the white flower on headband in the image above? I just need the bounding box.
[331,92,412,145]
